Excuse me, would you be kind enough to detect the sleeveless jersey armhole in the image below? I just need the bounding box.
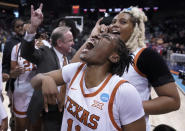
[108,80,127,131]
[133,48,146,77]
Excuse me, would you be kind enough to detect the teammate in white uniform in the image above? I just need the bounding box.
[11,43,35,131]
[0,99,8,131]
[109,6,180,131]
[31,33,146,131]
[61,62,144,131]
[0,62,8,131]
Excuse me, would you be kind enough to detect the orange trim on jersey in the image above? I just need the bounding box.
[80,72,112,97]
[68,63,85,88]
[170,70,179,75]
[108,80,127,131]
[13,104,27,115]
[133,48,146,77]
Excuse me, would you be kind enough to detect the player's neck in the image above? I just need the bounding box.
[84,64,110,89]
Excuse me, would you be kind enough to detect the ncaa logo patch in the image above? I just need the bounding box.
[100,93,109,102]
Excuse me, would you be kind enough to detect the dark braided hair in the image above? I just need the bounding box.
[110,38,133,76]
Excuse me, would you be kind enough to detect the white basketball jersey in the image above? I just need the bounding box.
[61,63,144,131]
[122,48,150,101]
[122,48,150,131]
[11,43,35,117]
[0,98,7,125]
[11,43,35,95]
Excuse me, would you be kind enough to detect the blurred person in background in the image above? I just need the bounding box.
[10,22,51,131]
[173,43,181,53]
[52,17,80,60]
[2,18,25,83]
[53,17,80,42]
[0,61,8,131]
[2,18,25,131]
[0,99,8,131]
[10,30,41,130]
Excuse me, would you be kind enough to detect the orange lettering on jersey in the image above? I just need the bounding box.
[23,60,35,71]
[67,118,73,131]
[91,100,104,110]
[64,96,70,108]
[75,125,81,131]
[74,103,83,121]
[67,97,74,115]
[70,97,77,116]
[79,109,89,126]
[23,60,30,71]
[88,114,100,129]
[66,96,100,130]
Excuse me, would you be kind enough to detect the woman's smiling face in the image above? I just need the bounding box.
[110,12,135,43]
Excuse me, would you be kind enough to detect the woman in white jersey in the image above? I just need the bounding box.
[109,6,180,131]
[11,42,36,131]
[31,33,146,131]
[0,98,8,131]
[0,62,8,131]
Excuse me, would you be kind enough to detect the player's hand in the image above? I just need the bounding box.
[28,3,43,34]
[99,24,108,33]
[41,76,62,112]
[0,117,8,131]
[2,73,9,82]
[10,66,25,78]
[90,18,106,37]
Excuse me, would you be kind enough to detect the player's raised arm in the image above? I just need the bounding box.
[28,3,44,34]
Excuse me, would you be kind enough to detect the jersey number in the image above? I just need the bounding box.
[67,118,81,131]
[23,61,35,71]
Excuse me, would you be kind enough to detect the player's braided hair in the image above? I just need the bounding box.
[120,6,148,52]
[110,38,133,76]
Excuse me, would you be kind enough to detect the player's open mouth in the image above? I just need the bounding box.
[112,31,120,35]
[110,27,120,35]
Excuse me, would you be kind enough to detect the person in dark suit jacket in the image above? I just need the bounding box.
[20,4,74,131]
